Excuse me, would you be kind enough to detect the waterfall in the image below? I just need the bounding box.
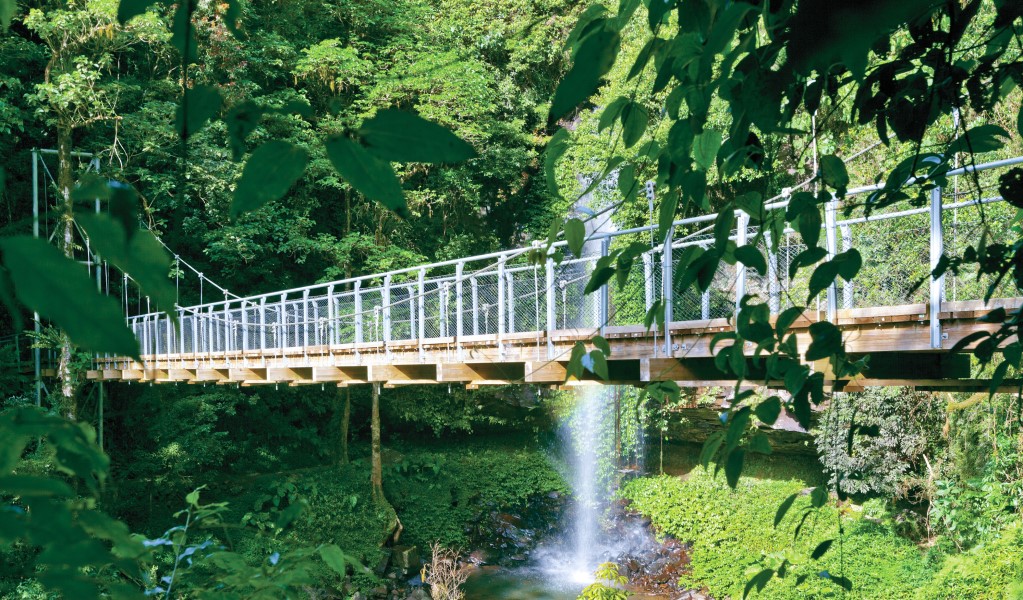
[569,385,604,583]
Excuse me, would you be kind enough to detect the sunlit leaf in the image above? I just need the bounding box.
[620,101,648,148]
[724,448,745,488]
[565,218,586,257]
[176,85,222,140]
[819,155,849,195]
[320,544,348,575]
[359,110,477,163]
[231,141,308,218]
[550,27,620,121]
[0,237,139,359]
[693,129,722,171]
[735,245,767,276]
[948,124,1010,155]
[325,136,407,217]
[545,128,571,199]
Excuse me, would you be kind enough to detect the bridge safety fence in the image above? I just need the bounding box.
[117,155,1023,367]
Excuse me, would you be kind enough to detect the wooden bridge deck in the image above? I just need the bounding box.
[88,299,1022,392]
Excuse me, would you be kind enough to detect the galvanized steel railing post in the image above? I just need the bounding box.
[353,283,363,344]
[545,256,555,359]
[735,210,749,312]
[327,285,336,345]
[766,233,780,315]
[599,237,610,334]
[506,271,516,333]
[207,305,214,355]
[259,297,267,351]
[456,262,464,358]
[241,302,248,351]
[471,277,479,336]
[662,225,674,356]
[930,186,945,348]
[383,275,392,351]
[301,289,310,348]
[417,268,425,361]
[497,256,507,358]
[178,307,185,354]
[278,294,287,349]
[191,310,199,354]
[825,194,839,322]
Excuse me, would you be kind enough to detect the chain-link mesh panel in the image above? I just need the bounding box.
[474,272,500,336]
[554,257,600,329]
[508,266,546,333]
[846,213,929,307]
[943,200,1019,302]
[360,289,384,343]
[333,292,356,345]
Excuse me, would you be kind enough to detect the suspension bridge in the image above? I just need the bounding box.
[36,155,1023,392]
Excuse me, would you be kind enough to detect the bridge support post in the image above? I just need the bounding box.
[599,237,610,335]
[824,194,839,322]
[930,186,945,349]
[507,271,515,333]
[498,256,506,359]
[241,302,248,353]
[736,210,749,312]
[179,306,186,354]
[383,275,392,357]
[354,284,363,345]
[259,297,266,351]
[471,277,479,336]
[417,269,425,362]
[766,232,780,314]
[662,225,674,357]
[207,305,214,356]
[327,285,336,346]
[456,261,464,359]
[546,255,555,359]
[302,289,310,349]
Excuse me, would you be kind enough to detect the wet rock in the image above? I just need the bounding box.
[369,585,388,598]
[391,545,421,577]
[350,593,366,600]
[405,589,430,600]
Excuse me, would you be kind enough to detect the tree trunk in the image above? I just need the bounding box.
[371,382,386,504]
[55,124,78,421]
[339,386,350,465]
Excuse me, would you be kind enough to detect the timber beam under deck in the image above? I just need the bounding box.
[87,300,1021,391]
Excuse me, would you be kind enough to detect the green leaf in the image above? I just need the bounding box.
[598,96,629,132]
[1,0,17,30]
[774,492,799,528]
[545,128,571,199]
[658,190,679,243]
[810,485,829,508]
[811,539,834,560]
[807,261,839,303]
[693,129,722,171]
[749,433,773,455]
[79,218,175,314]
[776,307,804,336]
[819,155,849,195]
[754,397,782,425]
[797,206,822,249]
[567,342,587,380]
[117,0,159,23]
[0,475,74,497]
[725,406,751,452]
[550,27,621,121]
[592,335,611,356]
[319,544,348,575]
[700,431,725,469]
[171,0,198,63]
[834,249,862,280]
[0,237,139,358]
[714,208,735,248]
[620,101,649,148]
[565,218,586,257]
[805,321,842,361]
[325,136,407,217]
[176,85,222,140]
[231,141,308,219]
[358,110,477,164]
[949,331,989,354]
[588,350,609,380]
[724,448,745,488]
[948,124,1010,155]
[735,245,767,276]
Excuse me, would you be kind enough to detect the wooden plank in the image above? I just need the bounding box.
[267,367,314,382]
[312,366,367,383]
[367,364,436,382]
[524,361,566,383]
[196,368,228,382]
[169,368,196,382]
[229,367,266,382]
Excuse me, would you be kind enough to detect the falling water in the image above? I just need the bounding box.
[569,385,604,583]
